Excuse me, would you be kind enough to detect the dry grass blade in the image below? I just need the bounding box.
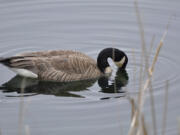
[141,115,148,135]
[134,0,149,94]
[128,96,139,127]
[146,35,157,135]
[148,81,157,135]
[137,15,172,135]
[142,35,155,80]
[128,0,149,134]
[161,80,169,135]
[136,114,148,135]
[130,98,136,120]
[129,111,139,135]
[134,0,147,60]
[127,95,139,135]
[134,0,150,112]
[129,0,173,135]
[149,15,172,76]
[148,41,163,76]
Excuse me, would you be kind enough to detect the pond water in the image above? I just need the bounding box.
[0,0,180,135]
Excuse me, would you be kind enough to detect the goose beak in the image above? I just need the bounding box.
[114,56,125,68]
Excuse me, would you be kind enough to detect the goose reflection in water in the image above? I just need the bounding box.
[0,69,128,98]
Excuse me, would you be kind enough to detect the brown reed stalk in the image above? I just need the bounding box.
[148,81,157,135]
[149,15,171,76]
[148,35,157,135]
[134,0,148,96]
[128,0,150,134]
[129,24,170,135]
[141,115,148,135]
[129,97,137,121]
[128,0,172,135]
[136,114,148,135]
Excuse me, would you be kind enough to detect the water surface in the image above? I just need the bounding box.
[0,0,180,135]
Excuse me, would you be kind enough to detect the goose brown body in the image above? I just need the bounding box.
[0,48,128,82]
[0,50,102,82]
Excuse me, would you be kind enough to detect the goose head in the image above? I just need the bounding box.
[97,48,128,75]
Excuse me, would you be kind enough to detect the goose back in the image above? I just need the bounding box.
[1,50,102,82]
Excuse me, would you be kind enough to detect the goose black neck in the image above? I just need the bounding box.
[97,48,128,73]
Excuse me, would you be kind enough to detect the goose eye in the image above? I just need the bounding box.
[114,56,126,68]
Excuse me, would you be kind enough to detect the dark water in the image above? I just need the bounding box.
[0,0,180,135]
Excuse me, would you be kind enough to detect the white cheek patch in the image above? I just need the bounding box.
[104,66,112,75]
[114,56,125,68]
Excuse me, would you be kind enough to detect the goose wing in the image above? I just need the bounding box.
[36,54,101,82]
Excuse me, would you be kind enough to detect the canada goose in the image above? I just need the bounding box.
[0,48,128,82]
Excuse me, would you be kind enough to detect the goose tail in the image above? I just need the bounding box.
[0,57,4,61]
[0,56,25,67]
[0,57,11,66]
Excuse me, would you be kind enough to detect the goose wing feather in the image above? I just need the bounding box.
[36,54,101,81]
